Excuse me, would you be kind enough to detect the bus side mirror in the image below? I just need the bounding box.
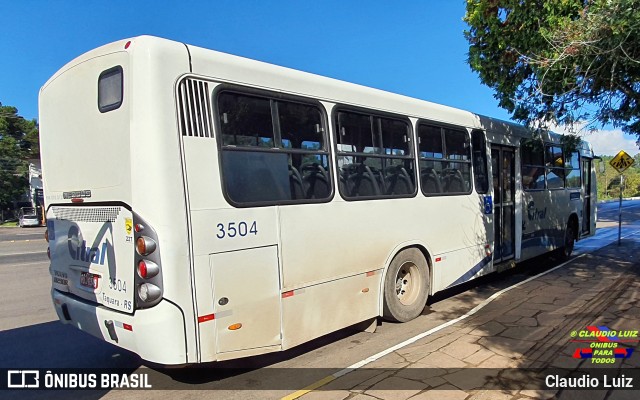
[599,160,605,174]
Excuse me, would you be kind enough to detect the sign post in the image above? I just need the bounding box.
[609,150,635,245]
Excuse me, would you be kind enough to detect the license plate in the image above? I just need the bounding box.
[80,272,100,290]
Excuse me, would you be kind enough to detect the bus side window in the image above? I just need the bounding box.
[222,151,290,203]
[444,128,471,193]
[521,138,545,190]
[277,101,331,200]
[418,123,471,195]
[335,111,415,199]
[219,93,273,147]
[217,91,331,206]
[471,130,488,194]
[565,151,581,188]
[545,144,565,189]
[418,124,443,195]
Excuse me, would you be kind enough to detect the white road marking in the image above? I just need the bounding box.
[0,251,47,257]
[11,261,49,266]
[1,238,45,243]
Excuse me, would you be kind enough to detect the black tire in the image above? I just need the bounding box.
[558,223,576,261]
[382,248,430,322]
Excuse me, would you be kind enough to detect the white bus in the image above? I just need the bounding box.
[40,36,597,365]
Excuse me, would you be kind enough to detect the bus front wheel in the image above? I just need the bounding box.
[382,248,430,323]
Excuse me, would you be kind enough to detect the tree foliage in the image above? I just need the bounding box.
[0,102,39,209]
[464,0,640,143]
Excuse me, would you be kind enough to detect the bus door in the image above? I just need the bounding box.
[581,158,593,235]
[491,146,516,262]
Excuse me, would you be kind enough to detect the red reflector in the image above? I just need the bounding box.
[282,291,294,298]
[435,257,442,262]
[198,314,215,323]
[71,198,84,203]
[366,271,375,277]
[134,224,144,233]
[125,41,131,49]
[123,323,133,331]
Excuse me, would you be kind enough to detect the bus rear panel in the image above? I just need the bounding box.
[40,38,192,365]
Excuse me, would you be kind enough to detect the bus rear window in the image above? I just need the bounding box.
[98,66,123,113]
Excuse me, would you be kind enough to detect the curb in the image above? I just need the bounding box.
[598,196,640,204]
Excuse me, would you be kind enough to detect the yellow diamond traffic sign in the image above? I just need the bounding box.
[610,150,635,174]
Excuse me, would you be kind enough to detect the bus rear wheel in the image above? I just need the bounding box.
[382,248,429,323]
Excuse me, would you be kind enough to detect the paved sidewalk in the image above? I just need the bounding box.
[298,238,640,400]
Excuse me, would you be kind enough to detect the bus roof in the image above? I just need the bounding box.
[42,35,594,155]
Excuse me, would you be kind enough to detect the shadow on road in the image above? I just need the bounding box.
[0,321,139,399]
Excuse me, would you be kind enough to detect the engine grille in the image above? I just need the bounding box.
[51,206,121,223]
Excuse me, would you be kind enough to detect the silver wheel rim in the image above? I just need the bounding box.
[395,261,422,306]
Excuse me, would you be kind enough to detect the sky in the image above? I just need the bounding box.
[1,0,638,156]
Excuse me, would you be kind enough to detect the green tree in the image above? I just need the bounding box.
[0,102,39,210]
[464,0,640,142]
[624,172,640,197]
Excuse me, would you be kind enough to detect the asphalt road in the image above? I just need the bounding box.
[597,197,640,225]
[1,200,639,399]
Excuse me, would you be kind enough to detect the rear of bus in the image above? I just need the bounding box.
[39,37,194,364]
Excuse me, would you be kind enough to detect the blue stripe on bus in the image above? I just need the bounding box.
[521,228,559,250]
[446,254,493,288]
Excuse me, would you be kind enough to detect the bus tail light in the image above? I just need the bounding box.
[137,260,159,279]
[133,211,163,310]
[136,236,156,256]
[138,283,162,302]
[45,229,49,242]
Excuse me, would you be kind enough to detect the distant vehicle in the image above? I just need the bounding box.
[18,207,40,227]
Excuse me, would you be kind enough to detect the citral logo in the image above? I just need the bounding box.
[67,226,109,265]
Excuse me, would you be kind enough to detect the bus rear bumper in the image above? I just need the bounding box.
[52,289,187,365]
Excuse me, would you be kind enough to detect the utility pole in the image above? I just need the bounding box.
[618,174,623,246]
[605,167,609,198]
[609,150,635,246]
